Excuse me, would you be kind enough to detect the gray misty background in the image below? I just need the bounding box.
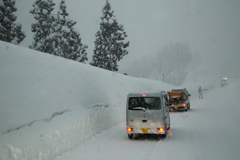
[15,0,240,83]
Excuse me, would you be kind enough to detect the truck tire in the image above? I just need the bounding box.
[128,134,133,139]
[161,133,167,139]
[167,118,170,129]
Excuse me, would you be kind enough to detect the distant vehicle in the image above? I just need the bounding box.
[167,88,191,112]
[221,77,228,88]
[126,91,170,139]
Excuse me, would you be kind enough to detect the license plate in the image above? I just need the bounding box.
[141,128,150,133]
[174,105,179,108]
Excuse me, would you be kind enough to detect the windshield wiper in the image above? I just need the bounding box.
[131,107,146,111]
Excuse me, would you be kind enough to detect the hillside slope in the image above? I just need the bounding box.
[0,41,173,160]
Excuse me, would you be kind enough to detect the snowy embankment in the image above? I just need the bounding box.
[52,77,240,160]
[0,41,173,160]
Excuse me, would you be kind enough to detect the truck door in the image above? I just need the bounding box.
[163,96,170,128]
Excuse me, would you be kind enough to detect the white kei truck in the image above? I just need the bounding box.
[126,90,170,139]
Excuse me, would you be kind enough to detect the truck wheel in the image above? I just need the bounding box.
[128,134,133,139]
[188,103,190,110]
[157,133,166,140]
[167,118,170,129]
[161,133,167,139]
[168,121,170,129]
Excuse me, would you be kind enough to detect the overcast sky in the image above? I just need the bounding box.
[15,0,240,76]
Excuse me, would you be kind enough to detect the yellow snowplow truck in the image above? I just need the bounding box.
[167,89,191,112]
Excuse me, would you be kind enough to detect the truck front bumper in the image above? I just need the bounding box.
[169,104,187,111]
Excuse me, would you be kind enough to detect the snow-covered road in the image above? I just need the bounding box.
[1,41,239,160]
[54,87,240,160]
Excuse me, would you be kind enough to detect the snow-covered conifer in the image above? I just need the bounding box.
[0,0,25,44]
[52,0,88,62]
[29,0,55,53]
[90,0,129,71]
[125,42,192,86]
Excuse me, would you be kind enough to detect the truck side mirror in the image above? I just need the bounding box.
[164,94,167,98]
[188,94,191,97]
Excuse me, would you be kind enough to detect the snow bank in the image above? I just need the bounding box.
[0,41,172,160]
[0,105,125,160]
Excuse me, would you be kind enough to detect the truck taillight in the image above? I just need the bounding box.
[182,104,186,107]
[158,127,164,133]
[127,127,132,132]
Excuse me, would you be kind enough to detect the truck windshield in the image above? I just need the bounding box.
[129,97,161,110]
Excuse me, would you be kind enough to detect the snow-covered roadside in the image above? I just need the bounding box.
[0,105,126,160]
[1,41,239,160]
[0,41,173,160]
[54,76,240,160]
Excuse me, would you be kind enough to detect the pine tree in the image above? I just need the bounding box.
[124,42,192,86]
[0,0,25,44]
[160,42,192,85]
[29,0,55,53]
[52,0,88,62]
[91,0,129,71]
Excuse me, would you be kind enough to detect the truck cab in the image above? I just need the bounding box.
[167,88,191,112]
